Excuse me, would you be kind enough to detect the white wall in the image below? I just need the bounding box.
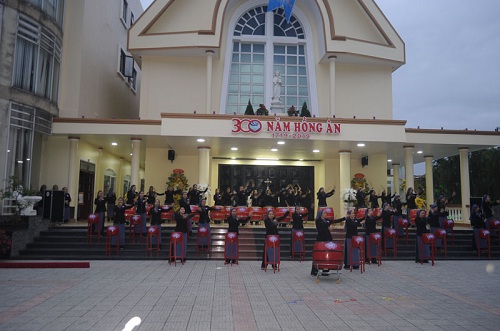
[59,0,142,119]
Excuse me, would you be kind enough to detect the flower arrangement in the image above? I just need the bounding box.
[415,197,426,209]
[0,230,12,256]
[400,179,406,192]
[287,105,299,117]
[256,104,269,116]
[340,188,357,203]
[166,169,189,212]
[350,173,371,193]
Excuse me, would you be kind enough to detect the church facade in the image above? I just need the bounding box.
[42,0,498,220]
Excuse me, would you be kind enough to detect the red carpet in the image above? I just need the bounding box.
[0,261,90,268]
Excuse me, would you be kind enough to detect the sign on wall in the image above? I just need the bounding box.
[231,117,341,139]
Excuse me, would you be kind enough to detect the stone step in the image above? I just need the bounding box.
[18,225,500,261]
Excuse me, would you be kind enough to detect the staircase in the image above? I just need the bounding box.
[17,224,500,261]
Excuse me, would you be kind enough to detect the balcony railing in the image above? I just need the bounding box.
[447,207,463,223]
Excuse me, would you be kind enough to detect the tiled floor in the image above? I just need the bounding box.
[0,260,499,330]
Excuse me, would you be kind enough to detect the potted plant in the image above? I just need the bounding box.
[244,100,255,115]
[300,102,311,117]
[256,104,269,116]
[287,105,299,117]
[340,188,357,211]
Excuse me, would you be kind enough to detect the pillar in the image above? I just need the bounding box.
[198,147,211,187]
[404,145,414,193]
[131,138,141,188]
[328,56,337,117]
[392,163,400,196]
[459,147,470,222]
[118,157,124,198]
[206,50,214,114]
[339,150,351,215]
[96,147,103,191]
[425,156,434,206]
[67,136,79,220]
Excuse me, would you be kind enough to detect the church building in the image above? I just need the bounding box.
[41,0,498,221]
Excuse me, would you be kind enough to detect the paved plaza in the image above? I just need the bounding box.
[0,259,499,331]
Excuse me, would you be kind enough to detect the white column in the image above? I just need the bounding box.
[131,138,141,188]
[118,157,124,198]
[67,137,79,220]
[392,163,400,196]
[425,156,434,206]
[328,56,336,117]
[198,147,211,186]
[339,151,351,215]
[404,146,414,193]
[459,148,470,222]
[96,147,103,191]
[206,50,214,114]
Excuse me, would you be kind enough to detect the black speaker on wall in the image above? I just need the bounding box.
[361,156,368,167]
[168,149,175,162]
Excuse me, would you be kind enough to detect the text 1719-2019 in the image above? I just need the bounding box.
[271,133,310,139]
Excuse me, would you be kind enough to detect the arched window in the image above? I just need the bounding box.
[103,169,117,195]
[123,175,131,197]
[223,5,313,114]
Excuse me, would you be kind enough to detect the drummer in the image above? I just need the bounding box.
[343,210,365,269]
[311,210,344,276]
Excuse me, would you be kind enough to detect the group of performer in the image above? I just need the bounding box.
[90,181,499,270]
[213,183,315,215]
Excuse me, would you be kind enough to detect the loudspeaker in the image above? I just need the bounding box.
[361,156,368,167]
[168,149,175,162]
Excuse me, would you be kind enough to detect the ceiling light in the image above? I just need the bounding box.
[387,159,392,163]
[357,143,365,147]
[277,141,285,145]
[271,148,278,152]
[231,157,236,160]
[417,150,423,154]
[26,158,31,161]
[17,160,23,164]
[130,153,133,156]
[111,142,118,146]
[299,159,304,161]
[197,138,205,143]
[313,149,320,153]
[231,147,238,151]
[256,158,279,161]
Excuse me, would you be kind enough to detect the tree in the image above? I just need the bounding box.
[432,156,461,203]
[469,147,500,199]
[300,101,311,117]
[431,147,500,204]
[244,100,254,115]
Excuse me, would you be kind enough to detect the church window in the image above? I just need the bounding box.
[225,6,310,114]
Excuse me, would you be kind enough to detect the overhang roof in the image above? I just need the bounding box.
[53,115,499,168]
